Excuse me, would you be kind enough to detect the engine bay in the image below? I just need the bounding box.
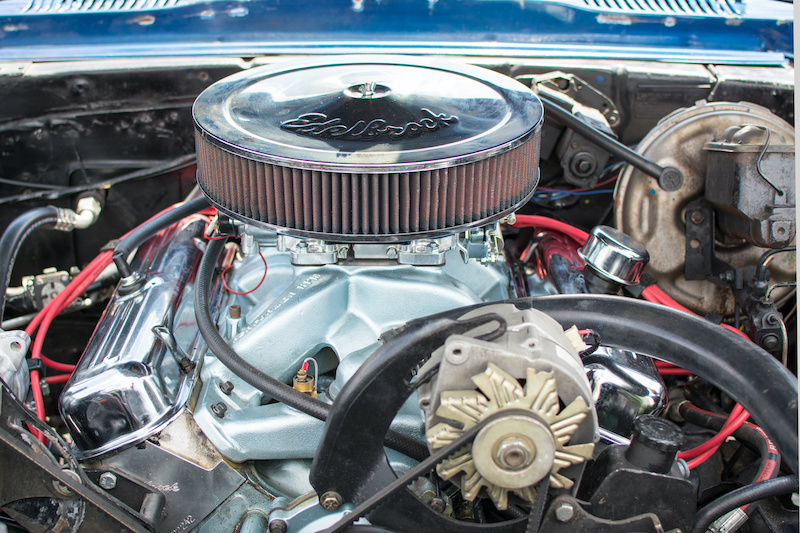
[0,54,795,533]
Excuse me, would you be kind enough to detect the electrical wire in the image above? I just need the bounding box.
[0,154,197,205]
[766,282,796,302]
[302,357,320,396]
[759,246,796,268]
[221,253,267,295]
[43,373,72,385]
[511,215,589,244]
[533,189,614,198]
[510,215,757,449]
[536,173,619,193]
[22,199,215,430]
[681,402,780,532]
[679,406,751,469]
[510,215,749,339]
[0,177,65,190]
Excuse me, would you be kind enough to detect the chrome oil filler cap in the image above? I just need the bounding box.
[578,225,650,286]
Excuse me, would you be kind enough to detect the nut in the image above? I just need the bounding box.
[320,491,343,511]
[99,472,117,490]
[690,211,705,225]
[52,480,73,497]
[495,437,534,470]
[219,381,235,395]
[210,402,228,419]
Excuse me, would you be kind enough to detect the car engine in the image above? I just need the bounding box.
[0,55,795,533]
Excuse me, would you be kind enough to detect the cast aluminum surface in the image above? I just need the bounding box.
[0,330,30,401]
[89,411,245,533]
[614,101,796,316]
[59,218,219,460]
[193,236,514,462]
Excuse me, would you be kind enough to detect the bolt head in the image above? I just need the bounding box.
[268,519,288,533]
[761,334,780,351]
[386,247,398,260]
[554,502,575,522]
[429,497,446,513]
[99,472,117,490]
[320,491,343,511]
[690,211,705,225]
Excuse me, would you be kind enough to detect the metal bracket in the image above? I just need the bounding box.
[540,496,677,533]
[0,383,156,532]
[522,72,620,129]
[684,198,733,285]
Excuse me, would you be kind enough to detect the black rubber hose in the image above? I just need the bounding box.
[539,95,683,190]
[194,237,429,462]
[395,295,799,473]
[113,196,210,278]
[0,206,60,324]
[694,475,798,533]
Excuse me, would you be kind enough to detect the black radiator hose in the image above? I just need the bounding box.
[0,206,60,324]
[113,196,210,278]
[194,237,429,462]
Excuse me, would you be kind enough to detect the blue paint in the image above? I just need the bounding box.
[0,0,791,62]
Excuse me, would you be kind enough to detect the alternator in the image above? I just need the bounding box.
[417,304,598,510]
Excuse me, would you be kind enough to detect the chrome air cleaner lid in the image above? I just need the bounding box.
[193,55,543,241]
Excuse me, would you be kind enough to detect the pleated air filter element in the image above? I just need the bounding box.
[193,56,543,242]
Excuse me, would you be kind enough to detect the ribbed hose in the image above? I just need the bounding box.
[694,476,799,533]
[194,237,428,461]
[113,196,210,278]
[0,206,60,324]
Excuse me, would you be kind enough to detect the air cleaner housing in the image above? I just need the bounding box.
[193,56,542,241]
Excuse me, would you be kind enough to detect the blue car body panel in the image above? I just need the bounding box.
[0,0,792,63]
